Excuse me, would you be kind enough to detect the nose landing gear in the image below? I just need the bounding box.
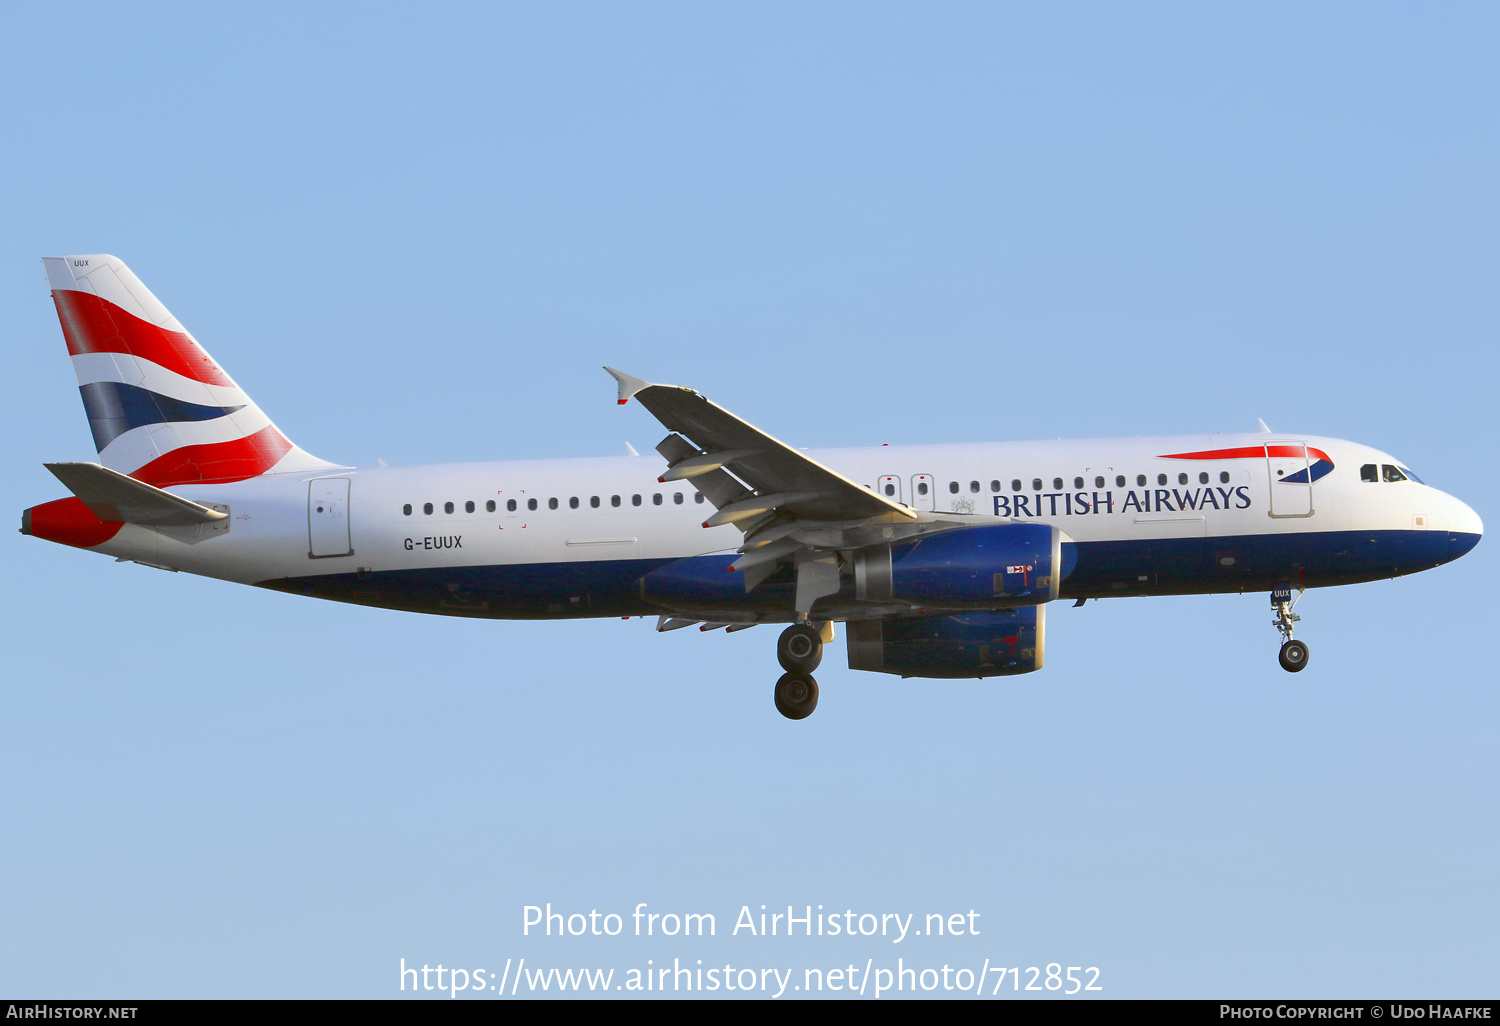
[1272,587,1310,673]
[773,623,832,719]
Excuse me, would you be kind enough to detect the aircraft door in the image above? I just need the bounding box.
[877,475,902,504]
[309,478,353,557]
[911,474,935,511]
[1266,443,1314,518]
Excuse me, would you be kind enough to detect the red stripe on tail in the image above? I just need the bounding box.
[130,424,293,487]
[53,289,236,387]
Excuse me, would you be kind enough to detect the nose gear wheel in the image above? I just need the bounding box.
[1271,587,1310,673]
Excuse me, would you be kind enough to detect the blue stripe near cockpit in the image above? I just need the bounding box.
[1281,459,1335,485]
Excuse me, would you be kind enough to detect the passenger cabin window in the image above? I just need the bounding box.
[1074,477,1084,490]
[465,500,475,513]
[1361,464,1378,482]
[527,498,538,511]
[653,493,663,505]
[486,500,496,512]
[989,481,999,493]
[970,481,980,493]
[1198,472,1209,485]
[1219,472,1229,484]
[674,493,683,504]
[949,481,959,494]
[695,492,704,503]
[1177,473,1188,485]
[1011,480,1022,492]
[1158,473,1167,486]
[632,494,642,506]
[884,483,896,496]
[1032,478,1042,491]
[444,501,455,514]
[590,496,600,508]
[569,497,579,509]
[1137,475,1146,486]
[403,504,412,516]
[1382,465,1408,483]
[1116,475,1125,487]
[919,482,931,495]
[423,503,433,515]
[508,499,518,511]
[1052,478,1063,490]
[548,498,558,510]
[611,495,621,507]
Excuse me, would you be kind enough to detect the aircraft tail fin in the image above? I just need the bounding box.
[41,255,340,486]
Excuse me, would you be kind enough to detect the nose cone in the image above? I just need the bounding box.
[1447,495,1482,561]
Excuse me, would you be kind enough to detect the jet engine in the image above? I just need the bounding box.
[846,607,1044,678]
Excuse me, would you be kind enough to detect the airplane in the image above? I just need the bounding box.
[22,255,1483,719]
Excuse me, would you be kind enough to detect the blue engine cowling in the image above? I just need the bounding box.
[642,523,1075,614]
[878,523,1073,607]
[846,607,1044,678]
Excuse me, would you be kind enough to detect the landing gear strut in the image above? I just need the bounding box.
[1271,586,1310,673]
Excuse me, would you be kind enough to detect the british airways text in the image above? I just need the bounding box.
[993,487,1252,518]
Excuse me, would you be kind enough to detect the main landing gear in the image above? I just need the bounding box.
[1271,586,1310,673]
[773,623,830,719]
[774,672,819,720]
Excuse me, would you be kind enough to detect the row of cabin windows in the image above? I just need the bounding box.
[401,492,705,516]
[941,471,1232,495]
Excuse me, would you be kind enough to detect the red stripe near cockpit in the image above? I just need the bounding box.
[1160,445,1331,462]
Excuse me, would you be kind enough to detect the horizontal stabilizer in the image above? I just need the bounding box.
[43,462,229,527]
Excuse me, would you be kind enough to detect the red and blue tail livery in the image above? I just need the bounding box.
[43,255,337,487]
[22,255,1483,719]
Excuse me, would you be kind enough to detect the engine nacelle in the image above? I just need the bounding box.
[846,607,1044,678]
[857,523,1072,608]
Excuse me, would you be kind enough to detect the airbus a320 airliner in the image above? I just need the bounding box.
[23,256,1483,718]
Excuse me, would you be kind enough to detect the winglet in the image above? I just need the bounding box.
[604,367,651,405]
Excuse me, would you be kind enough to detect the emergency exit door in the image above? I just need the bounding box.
[308,478,353,557]
[910,474,935,511]
[1266,443,1314,518]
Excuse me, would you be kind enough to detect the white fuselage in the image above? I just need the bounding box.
[78,432,1480,618]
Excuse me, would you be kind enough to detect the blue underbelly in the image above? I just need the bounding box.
[255,529,1478,617]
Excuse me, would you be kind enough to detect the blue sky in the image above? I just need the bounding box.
[2,2,1495,999]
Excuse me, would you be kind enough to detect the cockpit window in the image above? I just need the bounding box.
[1399,466,1423,484]
[1361,464,1378,483]
[1382,465,1408,483]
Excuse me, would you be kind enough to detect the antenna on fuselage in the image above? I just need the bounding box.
[1256,418,1273,433]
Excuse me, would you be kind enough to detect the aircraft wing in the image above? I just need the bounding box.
[608,368,934,608]
[605,367,914,524]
